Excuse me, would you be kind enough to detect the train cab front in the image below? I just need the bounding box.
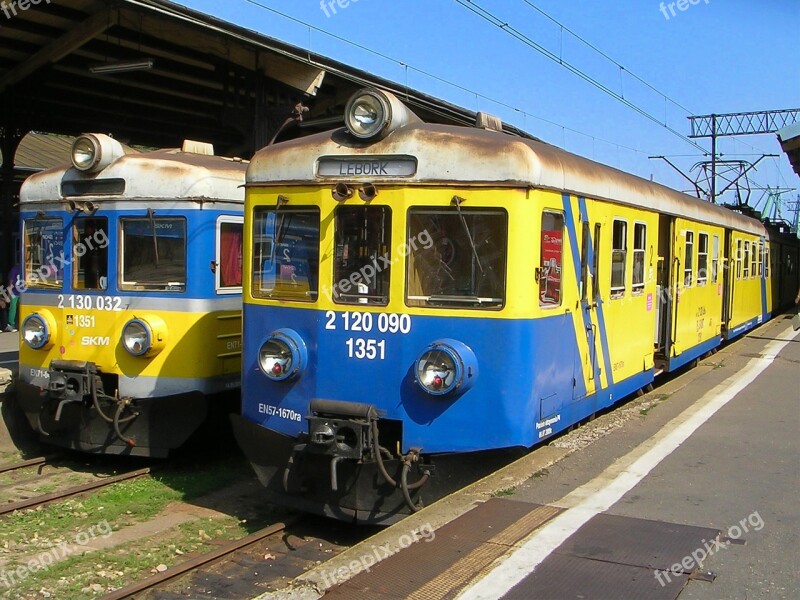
[233,398,435,525]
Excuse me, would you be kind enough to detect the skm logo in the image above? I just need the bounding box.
[81,336,110,346]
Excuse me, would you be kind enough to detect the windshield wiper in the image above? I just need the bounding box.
[452,196,483,275]
[147,208,160,267]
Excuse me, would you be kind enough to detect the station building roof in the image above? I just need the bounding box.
[0,0,501,158]
[777,123,800,178]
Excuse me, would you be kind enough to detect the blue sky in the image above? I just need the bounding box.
[173,0,798,212]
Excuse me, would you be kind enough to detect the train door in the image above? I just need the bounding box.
[574,205,600,401]
[215,215,244,376]
[215,216,244,293]
[654,214,673,368]
[721,229,733,333]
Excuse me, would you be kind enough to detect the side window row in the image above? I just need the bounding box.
[611,219,646,299]
[683,231,720,288]
[734,239,768,281]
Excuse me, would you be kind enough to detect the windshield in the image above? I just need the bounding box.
[24,218,64,289]
[252,207,320,301]
[73,217,109,290]
[406,208,507,309]
[333,205,392,305]
[120,217,187,292]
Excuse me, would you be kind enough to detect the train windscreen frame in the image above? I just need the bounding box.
[333,205,392,306]
[119,217,187,292]
[405,207,507,309]
[24,217,64,289]
[252,206,320,302]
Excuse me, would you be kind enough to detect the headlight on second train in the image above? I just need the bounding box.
[71,133,126,173]
[414,339,478,396]
[258,329,307,381]
[122,316,167,358]
[22,312,56,350]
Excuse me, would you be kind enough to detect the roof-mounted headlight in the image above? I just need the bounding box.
[71,133,125,173]
[344,88,420,141]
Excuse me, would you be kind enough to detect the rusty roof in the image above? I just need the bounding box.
[247,121,766,236]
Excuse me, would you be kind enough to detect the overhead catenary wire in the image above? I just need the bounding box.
[516,0,790,191]
[519,0,695,116]
[454,0,707,153]
[239,0,787,190]
[240,0,651,159]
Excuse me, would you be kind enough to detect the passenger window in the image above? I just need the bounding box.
[697,233,708,286]
[334,206,391,305]
[736,240,742,279]
[217,219,243,292]
[764,246,769,278]
[580,222,590,302]
[593,223,601,300]
[743,242,750,279]
[752,242,758,278]
[538,211,564,308]
[611,219,627,298]
[712,235,720,284]
[632,223,646,294]
[683,231,694,287]
[73,217,108,290]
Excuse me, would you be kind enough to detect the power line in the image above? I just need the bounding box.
[519,0,694,116]
[239,0,654,161]
[454,0,707,153]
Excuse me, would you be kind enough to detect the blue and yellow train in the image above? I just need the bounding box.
[232,89,800,523]
[17,134,246,457]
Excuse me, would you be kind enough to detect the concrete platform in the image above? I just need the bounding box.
[259,313,800,600]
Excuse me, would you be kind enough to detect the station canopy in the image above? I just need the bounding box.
[0,0,498,158]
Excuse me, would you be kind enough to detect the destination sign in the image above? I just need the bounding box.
[317,156,417,178]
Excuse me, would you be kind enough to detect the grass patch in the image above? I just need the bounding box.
[0,458,250,559]
[0,515,253,599]
[493,486,516,497]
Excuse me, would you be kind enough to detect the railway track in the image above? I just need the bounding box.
[0,455,54,475]
[0,466,153,517]
[100,519,296,600]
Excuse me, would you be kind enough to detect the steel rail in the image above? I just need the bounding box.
[0,467,153,516]
[100,520,294,600]
[0,456,51,475]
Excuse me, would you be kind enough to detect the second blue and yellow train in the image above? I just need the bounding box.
[232,89,800,523]
[17,134,246,457]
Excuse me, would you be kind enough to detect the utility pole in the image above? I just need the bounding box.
[687,108,799,204]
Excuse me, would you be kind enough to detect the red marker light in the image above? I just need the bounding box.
[433,375,443,389]
[272,363,283,375]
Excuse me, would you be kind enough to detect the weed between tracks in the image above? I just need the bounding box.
[1,458,255,599]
